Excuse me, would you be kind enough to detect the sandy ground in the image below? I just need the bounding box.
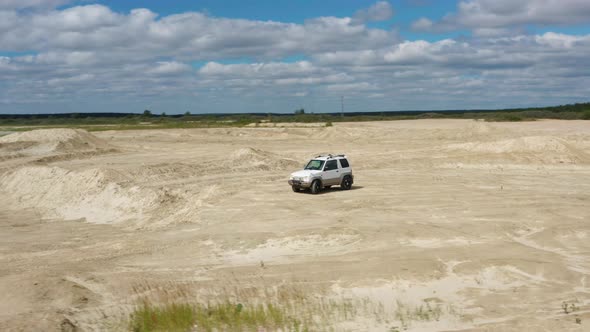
[0,120,589,331]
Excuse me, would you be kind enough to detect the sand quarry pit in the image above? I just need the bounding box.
[0,120,589,331]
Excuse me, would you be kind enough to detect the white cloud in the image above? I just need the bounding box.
[534,32,587,48]
[411,17,433,30]
[33,4,121,30]
[472,27,521,38]
[198,61,353,86]
[199,61,318,78]
[47,73,94,86]
[0,0,72,10]
[326,82,376,92]
[383,40,457,64]
[413,0,590,33]
[316,33,590,71]
[0,5,398,59]
[352,1,394,24]
[148,61,192,75]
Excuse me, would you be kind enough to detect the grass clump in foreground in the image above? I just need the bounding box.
[124,280,456,331]
[394,300,445,330]
[128,297,449,332]
[129,301,308,332]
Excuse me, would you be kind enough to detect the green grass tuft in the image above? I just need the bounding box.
[129,301,307,332]
[130,302,195,332]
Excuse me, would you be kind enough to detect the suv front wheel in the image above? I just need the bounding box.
[310,180,321,194]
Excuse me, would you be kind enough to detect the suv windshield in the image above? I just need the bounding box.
[304,160,325,170]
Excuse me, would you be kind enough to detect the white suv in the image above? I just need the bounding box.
[288,154,354,194]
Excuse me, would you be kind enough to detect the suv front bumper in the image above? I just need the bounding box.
[288,179,312,188]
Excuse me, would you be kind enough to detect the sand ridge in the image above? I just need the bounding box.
[446,135,589,164]
[0,128,112,153]
[0,128,118,164]
[0,132,304,227]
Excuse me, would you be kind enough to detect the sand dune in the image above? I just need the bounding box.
[0,145,299,227]
[225,147,300,171]
[0,128,112,153]
[0,129,117,164]
[446,135,589,164]
[1,166,158,224]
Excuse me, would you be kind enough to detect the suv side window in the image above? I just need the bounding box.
[324,160,338,171]
[339,158,350,168]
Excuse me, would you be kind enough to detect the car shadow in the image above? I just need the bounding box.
[294,185,364,195]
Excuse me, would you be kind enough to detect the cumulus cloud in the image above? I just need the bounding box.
[198,61,354,87]
[352,1,394,24]
[199,61,319,78]
[317,33,590,70]
[192,32,590,110]
[413,0,590,33]
[0,0,73,10]
[472,27,523,38]
[148,61,192,75]
[411,17,433,30]
[0,5,398,58]
[47,73,94,86]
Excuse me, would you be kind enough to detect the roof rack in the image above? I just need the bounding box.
[314,153,346,159]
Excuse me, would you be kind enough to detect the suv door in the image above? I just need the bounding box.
[322,160,340,185]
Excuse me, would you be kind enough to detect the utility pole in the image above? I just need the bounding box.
[341,96,344,118]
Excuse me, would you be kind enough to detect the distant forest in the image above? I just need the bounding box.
[1,102,589,131]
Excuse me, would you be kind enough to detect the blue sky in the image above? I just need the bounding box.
[1,0,590,114]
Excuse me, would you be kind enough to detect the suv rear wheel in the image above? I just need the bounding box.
[310,180,321,194]
[341,176,352,190]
